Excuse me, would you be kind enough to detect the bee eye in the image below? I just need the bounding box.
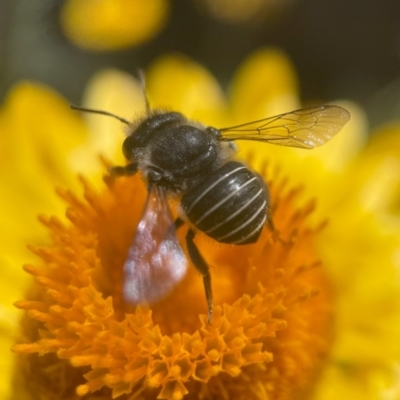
[122,136,138,160]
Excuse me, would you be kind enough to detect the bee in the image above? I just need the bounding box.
[72,73,350,323]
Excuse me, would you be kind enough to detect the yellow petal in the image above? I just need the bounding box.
[355,123,400,215]
[70,69,147,170]
[313,362,395,400]
[229,48,299,122]
[0,82,89,399]
[228,48,305,178]
[0,82,88,267]
[60,0,169,51]
[146,54,228,126]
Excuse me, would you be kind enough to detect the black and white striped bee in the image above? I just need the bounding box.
[72,76,350,323]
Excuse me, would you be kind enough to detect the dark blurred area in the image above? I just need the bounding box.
[1,0,400,127]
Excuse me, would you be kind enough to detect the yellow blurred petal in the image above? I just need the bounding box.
[355,123,400,215]
[70,69,147,170]
[311,203,400,400]
[0,82,89,269]
[60,0,169,51]
[0,82,88,399]
[229,48,299,122]
[227,48,301,175]
[146,54,228,126]
[0,82,85,179]
[313,363,395,400]
[380,364,400,400]
[314,205,400,395]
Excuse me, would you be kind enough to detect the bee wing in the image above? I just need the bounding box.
[123,186,187,304]
[219,105,351,149]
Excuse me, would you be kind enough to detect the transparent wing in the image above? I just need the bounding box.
[219,105,351,149]
[123,186,187,304]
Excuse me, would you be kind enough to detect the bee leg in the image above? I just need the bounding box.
[174,217,185,230]
[108,162,138,176]
[186,229,213,324]
[165,218,185,240]
[267,212,275,231]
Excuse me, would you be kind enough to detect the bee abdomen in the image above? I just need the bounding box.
[181,161,269,244]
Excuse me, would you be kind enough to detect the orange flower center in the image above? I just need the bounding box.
[13,165,333,400]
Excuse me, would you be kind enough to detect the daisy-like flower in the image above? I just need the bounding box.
[60,0,169,51]
[2,49,400,400]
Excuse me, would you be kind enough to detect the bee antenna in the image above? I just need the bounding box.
[70,105,130,125]
[137,69,151,113]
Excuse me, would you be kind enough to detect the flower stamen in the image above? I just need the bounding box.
[13,167,333,399]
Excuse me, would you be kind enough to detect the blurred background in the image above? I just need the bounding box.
[1,0,400,128]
